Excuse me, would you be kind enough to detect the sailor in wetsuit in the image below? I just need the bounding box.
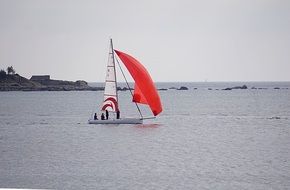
[116,110,120,119]
[101,113,105,120]
[94,113,98,120]
[105,110,109,120]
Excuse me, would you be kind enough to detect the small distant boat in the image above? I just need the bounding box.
[88,39,162,124]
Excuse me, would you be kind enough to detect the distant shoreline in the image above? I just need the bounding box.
[1,73,289,92]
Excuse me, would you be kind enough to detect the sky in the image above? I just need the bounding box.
[0,0,290,82]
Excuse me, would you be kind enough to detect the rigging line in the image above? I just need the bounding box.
[114,52,143,119]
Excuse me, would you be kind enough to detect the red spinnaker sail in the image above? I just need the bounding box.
[114,50,162,116]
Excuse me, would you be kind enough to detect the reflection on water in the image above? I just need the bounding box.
[134,124,161,128]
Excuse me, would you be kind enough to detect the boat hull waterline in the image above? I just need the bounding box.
[88,118,143,124]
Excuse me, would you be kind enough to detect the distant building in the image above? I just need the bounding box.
[30,75,50,81]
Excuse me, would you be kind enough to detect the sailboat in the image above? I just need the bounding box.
[88,39,162,124]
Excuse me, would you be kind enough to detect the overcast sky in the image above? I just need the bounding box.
[0,0,289,82]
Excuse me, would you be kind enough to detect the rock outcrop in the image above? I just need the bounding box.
[222,85,248,90]
[0,74,44,91]
[177,86,188,90]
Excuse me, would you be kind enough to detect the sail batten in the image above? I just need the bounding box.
[114,50,162,116]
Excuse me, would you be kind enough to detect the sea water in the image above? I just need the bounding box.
[0,82,290,189]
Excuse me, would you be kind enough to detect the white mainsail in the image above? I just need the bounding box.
[101,39,119,112]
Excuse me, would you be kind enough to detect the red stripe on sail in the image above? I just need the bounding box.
[114,50,162,116]
[102,97,119,112]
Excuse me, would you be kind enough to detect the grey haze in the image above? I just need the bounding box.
[0,0,290,82]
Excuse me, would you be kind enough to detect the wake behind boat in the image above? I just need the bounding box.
[88,39,162,124]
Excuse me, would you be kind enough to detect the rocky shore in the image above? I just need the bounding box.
[0,74,103,91]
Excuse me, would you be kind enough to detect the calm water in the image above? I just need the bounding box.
[0,82,290,190]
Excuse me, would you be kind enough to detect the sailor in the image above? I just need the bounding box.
[105,110,109,120]
[116,110,120,119]
[94,113,98,120]
[101,113,105,120]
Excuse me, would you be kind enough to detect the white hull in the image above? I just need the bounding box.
[88,118,143,124]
